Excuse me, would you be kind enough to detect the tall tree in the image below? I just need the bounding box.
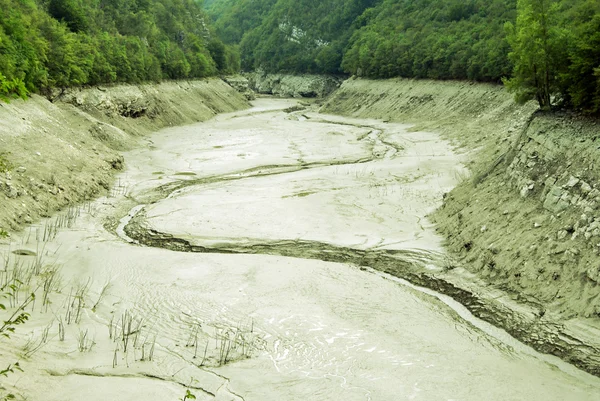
[504,0,564,109]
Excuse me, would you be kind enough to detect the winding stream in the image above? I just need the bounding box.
[3,99,600,400]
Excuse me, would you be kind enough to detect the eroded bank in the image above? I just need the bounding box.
[3,99,600,400]
[323,77,600,376]
[0,79,250,233]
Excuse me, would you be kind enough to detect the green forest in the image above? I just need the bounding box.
[207,0,600,113]
[1,0,599,113]
[0,0,239,101]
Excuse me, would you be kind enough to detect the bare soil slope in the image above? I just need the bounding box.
[0,79,249,233]
[323,77,600,375]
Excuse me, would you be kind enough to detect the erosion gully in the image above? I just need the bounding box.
[2,99,600,400]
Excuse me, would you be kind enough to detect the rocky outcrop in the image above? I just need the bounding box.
[246,71,343,98]
[503,114,600,286]
[223,76,256,100]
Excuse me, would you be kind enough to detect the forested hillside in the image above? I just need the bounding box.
[206,0,515,79]
[0,0,238,101]
[207,0,600,113]
[342,0,515,82]
[2,0,598,113]
[207,0,377,74]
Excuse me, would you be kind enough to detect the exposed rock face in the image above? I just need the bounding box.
[223,76,256,100]
[246,71,343,98]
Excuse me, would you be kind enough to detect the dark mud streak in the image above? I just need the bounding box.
[47,369,217,397]
[121,143,600,377]
[134,159,374,205]
[308,117,405,154]
[124,208,437,267]
[123,211,600,377]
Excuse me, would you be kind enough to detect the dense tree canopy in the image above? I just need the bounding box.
[505,0,600,113]
[504,0,562,109]
[207,0,600,113]
[207,0,378,74]
[0,0,239,100]
[341,0,515,82]
[2,0,598,113]
[207,0,515,79]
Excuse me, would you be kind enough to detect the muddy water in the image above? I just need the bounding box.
[2,99,600,401]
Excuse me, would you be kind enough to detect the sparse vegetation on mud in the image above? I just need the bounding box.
[0,154,11,174]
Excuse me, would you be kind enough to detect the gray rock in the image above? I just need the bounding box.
[15,166,26,173]
[543,186,571,213]
[545,176,557,188]
[566,176,580,188]
[586,267,600,283]
[246,71,343,98]
[581,181,592,193]
[5,184,18,199]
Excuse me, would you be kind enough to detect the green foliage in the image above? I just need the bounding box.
[0,361,22,400]
[0,286,34,338]
[0,74,28,103]
[48,0,90,33]
[342,0,515,82]
[181,389,196,400]
[557,0,600,113]
[504,0,565,109]
[505,0,600,113]
[0,286,34,400]
[207,0,277,44]
[209,0,515,80]
[0,0,240,97]
[210,0,376,74]
[0,153,12,173]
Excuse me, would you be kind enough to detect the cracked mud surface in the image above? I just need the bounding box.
[3,99,600,400]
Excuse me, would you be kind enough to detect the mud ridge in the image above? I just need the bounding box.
[132,157,381,206]
[122,211,600,376]
[118,138,600,377]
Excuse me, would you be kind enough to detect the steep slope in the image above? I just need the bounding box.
[0,79,249,233]
[323,77,600,375]
[0,0,239,99]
